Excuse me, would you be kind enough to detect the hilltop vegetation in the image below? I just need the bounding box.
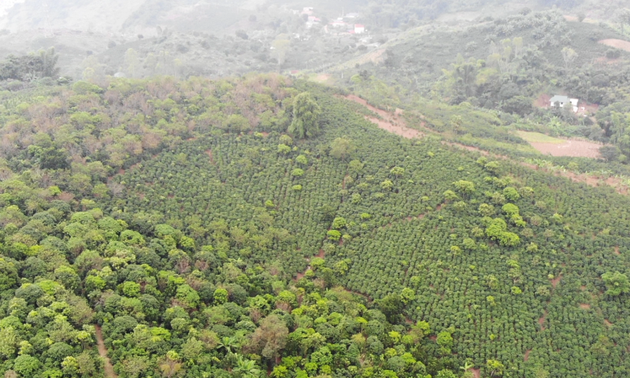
[4,3,630,378]
[0,74,630,378]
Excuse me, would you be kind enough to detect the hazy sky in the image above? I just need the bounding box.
[0,0,25,17]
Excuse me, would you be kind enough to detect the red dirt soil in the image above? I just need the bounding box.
[579,303,591,309]
[599,39,630,52]
[605,319,613,327]
[343,95,421,139]
[534,93,551,108]
[538,310,548,331]
[95,325,118,378]
[528,139,603,158]
[524,349,532,362]
[551,274,562,288]
[470,368,481,378]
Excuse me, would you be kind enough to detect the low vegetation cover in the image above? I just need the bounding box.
[1,74,630,378]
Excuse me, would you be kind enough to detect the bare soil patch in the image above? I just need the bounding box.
[529,139,603,158]
[538,310,548,331]
[551,274,562,288]
[524,349,531,362]
[470,368,481,378]
[615,246,621,255]
[579,303,591,309]
[313,73,331,83]
[95,325,118,378]
[599,39,630,52]
[343,95,421,139]
[534,93,551,108]
[205,149,215,164]
[605,319,613,327]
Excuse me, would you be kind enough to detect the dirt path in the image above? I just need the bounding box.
[95,325,117,378]
[343,94,628,195]
[343,95,422,138]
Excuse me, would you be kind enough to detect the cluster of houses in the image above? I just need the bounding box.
[299,7,366,35]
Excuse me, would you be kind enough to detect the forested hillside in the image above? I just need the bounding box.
[0,74,630,378]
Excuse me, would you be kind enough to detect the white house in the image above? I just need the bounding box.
[354,24,365,34]
[550,95,579,112]
[330,19,347,28]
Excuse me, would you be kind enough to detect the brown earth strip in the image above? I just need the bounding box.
[599,39,630,52]
[342,95,422,139]
[95,325,117,378]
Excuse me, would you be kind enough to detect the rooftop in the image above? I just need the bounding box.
[549,95,569,103]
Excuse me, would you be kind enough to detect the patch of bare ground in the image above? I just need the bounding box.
[579,303,591,309]
[205,149,215,164]
[605,319,613,327]
[534,93,551,108]
[524,349,531,362]
[313,74,331,83]
[528,139,603,158]
[538,310,548,331]
[342,95,422,139]
[615,246,621,255]
[470,368,481,378]
[595,56,622,65]
[95,325,118,378]
[551,274,562,288]
[599,39,630,52]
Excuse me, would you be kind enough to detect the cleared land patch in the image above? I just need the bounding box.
[599,39,630,52]
[343,95,422,139]
[518,131,603,158]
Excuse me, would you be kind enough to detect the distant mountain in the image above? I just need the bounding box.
[0,0,255,35]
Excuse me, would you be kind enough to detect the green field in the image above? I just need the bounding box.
[516,131,566,144]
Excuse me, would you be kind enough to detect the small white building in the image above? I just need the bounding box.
[550,95,579,112]
[354,24,365,34]
[330,19,347,28]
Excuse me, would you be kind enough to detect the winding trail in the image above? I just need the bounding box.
[95,325,118,378]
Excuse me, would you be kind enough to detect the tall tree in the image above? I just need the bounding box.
[288,92,321,139]
[248,315,289,363]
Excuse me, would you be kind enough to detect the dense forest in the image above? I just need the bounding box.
[0,73,629,378]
